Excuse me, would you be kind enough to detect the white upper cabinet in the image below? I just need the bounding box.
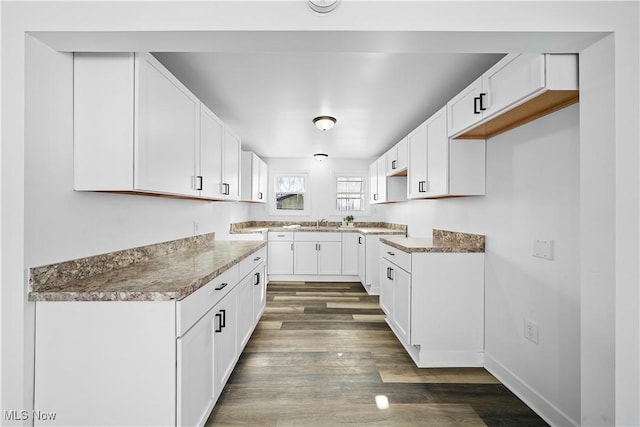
[407,106,485,199]
[370,156,406,204]
[447,53,578,139]
[241,152,268,203]
[74,52,243,201]
[199,103,224,199]
[407,118,428,199]
[385,137,408,176]
[135,53,200,196]
[222,127,241,200]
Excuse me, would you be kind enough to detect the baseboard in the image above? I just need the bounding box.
[484,353,578,427]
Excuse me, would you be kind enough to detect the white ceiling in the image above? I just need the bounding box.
[154,51,503,159]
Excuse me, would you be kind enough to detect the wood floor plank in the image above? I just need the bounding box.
[205,281,548,427]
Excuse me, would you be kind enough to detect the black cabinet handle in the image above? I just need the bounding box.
[290,243,294,251]
[387,251,395,256]
[214,282,228,291]
[258,192,263,200]
[195,175,203,191]
[358,236,362,244]
[373,194,378,201]
[418,181,427,193]
[220,309,226,328]
[479,92,487,111]
[474,96,481,114]
[389,267,394,280]
[215,313,223,333]
[392,160,397,170]
[221,183,230,195]
[254,272,261,286]
[254,257,261,261]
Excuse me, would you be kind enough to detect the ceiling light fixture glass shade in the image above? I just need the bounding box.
[314,153,329,162]
[308,0,338,14]
[313,116,337,131]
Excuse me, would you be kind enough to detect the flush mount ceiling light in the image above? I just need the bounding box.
[313,116,337,131]
[313,153,329,162]
[308,0,338,14]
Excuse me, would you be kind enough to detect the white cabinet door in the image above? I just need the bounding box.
[318,241,342,275]
[424,106,449,197]
[177,309,215,427]
[376,156,387,202]
[357,234,366,285]
[294,242,319,274]
[391,265,412,345]
[482,54,545,119]
[446,76,483,137]
[341,233,359,275]
[385,146,397,175]
[222,127,241,200]
[258,157,268,202]
[253,264,267,324]
[369,161,378,203]
[135,52,199,196]
[200,104,224,199]
[407,120,427,198]
[237,274,255,349]
[268,241,294,275]
[214,288,238,399]
[380,259,393,315]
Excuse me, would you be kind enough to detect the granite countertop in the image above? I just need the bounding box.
[380,230,485,253]
[230,221,406,236]
[29,238,266,302]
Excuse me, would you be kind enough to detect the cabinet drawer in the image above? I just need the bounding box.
[381,244,411,272]
[238,246,267,280]
[294,232,342,242]
[176,265,239,336]
[268,231,294,241]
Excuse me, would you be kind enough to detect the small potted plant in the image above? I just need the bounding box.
[342,215,355,227]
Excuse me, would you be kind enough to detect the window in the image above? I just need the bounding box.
[336,176,365,212]
[270,173,310,215]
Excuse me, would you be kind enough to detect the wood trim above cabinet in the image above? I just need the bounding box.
[455,89,579,140]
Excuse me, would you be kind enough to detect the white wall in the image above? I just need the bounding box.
[385,104,581,425]
[250,157,385,223]
[24,36,249,268]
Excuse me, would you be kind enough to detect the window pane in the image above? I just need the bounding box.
[337,180,363,193]
[275,176,305,193]
[336,175,365,212]
[276,193,304,210]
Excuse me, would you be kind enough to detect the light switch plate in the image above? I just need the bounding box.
[533,239,553,260]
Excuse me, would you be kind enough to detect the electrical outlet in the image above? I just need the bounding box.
[533,239,554,260]
[524,318,539,344]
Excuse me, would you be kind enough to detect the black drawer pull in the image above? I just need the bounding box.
[214,282,228,291]
[215,313,223,333]
[254,257,261,261]
[220,309,226,328]
[254,272,261,286]
[387,251,395,256]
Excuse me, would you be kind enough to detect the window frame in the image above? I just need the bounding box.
[333,172,370,217]
[269,171,311,216]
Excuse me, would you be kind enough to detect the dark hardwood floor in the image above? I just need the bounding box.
[205,281,548,426]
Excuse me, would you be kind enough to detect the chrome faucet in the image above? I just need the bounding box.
[316,218,328,228]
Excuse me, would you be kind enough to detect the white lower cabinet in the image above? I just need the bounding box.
[214,285,238,398]
[293,232,342,275]
[34,247,267,427]
[177,309,216,427]
[380,243,485,367]
[341,233,360,275]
